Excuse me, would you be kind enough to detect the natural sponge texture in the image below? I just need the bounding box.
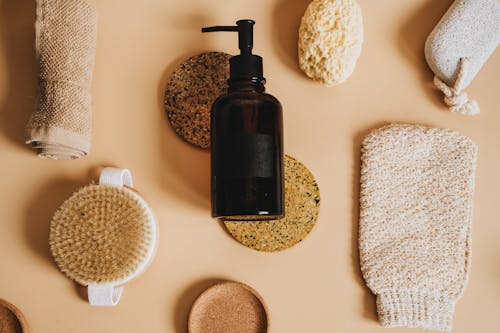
[359,124,478,331]
[50,185,154,285]
[298,0,363,86]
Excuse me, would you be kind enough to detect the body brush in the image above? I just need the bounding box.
[49,168,158,306]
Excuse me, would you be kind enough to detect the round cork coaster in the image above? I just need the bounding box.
[165,52,231,149]
[0,299,28,333]
[188,281,268,333]
[224,155,320,252]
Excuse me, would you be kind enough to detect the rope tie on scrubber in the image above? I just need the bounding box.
[433,57,480,116]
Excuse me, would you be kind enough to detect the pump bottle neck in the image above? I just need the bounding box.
[202,20,266,93]
[228,78,265,93]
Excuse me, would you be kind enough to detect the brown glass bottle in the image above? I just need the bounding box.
[211,79,284,219]
[203,20,284,219]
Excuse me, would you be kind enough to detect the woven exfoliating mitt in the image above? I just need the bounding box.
[26,0,98,159]
[359,124,477,332]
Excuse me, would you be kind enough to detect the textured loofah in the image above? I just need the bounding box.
[224,155,320,252]
[49,185,155,285]
[359,124,478,331]
[298,0,363,86]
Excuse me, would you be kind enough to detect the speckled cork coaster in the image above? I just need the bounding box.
[165,52,231,149]
[0,299,28,333]
[188,281,268,333]
[224,155,320,252]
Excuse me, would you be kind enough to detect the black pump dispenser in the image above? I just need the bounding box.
[202,20,265,84]
[202,19,284,220]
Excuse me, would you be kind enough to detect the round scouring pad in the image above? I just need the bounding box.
[49,184,155,286]
[165,52,231,149]
[188,281,268,333]
[0,299,28,333]
[224,155,320,252]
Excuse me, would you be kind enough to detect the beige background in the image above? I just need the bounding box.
[0,0,499,332]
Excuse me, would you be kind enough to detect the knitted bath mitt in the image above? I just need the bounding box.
[359,124,478,331]
[298,0,363,86]
[26,0,98,159]
[50,168,158,306]
[425,0,500,115]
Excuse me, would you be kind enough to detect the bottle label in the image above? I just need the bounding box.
[219,133,276,179]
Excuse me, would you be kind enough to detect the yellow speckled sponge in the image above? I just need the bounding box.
[224,155,320,252]
[49,185,155,285]
[165,52,231,149]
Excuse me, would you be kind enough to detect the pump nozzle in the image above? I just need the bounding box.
[202,19,264,84]
[202,19,255,55]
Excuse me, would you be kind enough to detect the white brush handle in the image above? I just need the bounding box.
[88,284,123,306]
[88,167,133,307]
[99,168,133,187]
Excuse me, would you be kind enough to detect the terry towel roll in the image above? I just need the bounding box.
[359,124,477,332]
[26,0,98,159]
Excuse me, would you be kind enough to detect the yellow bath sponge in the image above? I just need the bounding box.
[299,0,364,86]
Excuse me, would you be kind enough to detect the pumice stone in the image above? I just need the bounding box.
[298,0,364,86]
[425,0,500,115]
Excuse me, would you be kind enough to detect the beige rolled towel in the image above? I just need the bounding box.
[359,124,477,331]
[26,0,97,159]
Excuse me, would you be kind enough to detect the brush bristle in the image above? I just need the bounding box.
[49,185,154,285]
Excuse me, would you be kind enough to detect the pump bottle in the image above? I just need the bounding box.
[202,19,284,220]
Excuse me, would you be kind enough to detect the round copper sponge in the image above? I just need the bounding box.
[188,281,268,333]
[224,155,320,252]
[165,52,231,149]
[0,299,28,333]
[49,185,155,285]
